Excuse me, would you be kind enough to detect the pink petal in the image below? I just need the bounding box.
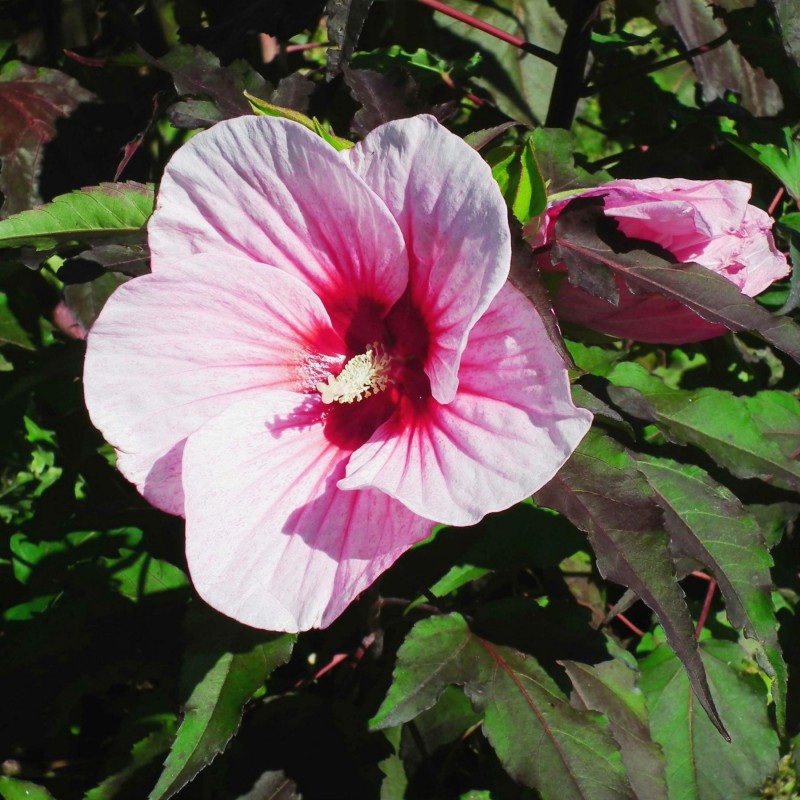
[84,254,344,515]
[181,392,432,632]
[148,115,409,329]
[345,115,511,404]
[339,283,593,525]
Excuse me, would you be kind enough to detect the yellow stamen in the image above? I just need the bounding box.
[317,343,393,404]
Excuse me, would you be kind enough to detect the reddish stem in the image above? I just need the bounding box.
[415,0,560,66]
[695,577,718,639]
[768,186,785,217]
[285,41,329,54]
[609,606,646,637]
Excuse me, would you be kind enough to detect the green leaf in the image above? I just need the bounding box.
[635,455,786,734]
[727,129,800,199]
[607,362,800,494]
[486,138,546,224]
[148,629,296,800]
[561,660,668,800]
[0,292,34,349]
[430,0,564,125]
[0,777,56,800]
[640,640,780,799]
[371,613,635,800]
[244,92,353,151]
[534,428,727,739]
[0,182,154,251]
[84,724,178,800]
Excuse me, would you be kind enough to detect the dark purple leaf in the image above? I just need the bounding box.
[344,67,456,137]
[270,73,314,114]
[69,242,150,277]
[141,45,271,126]
[64,271,129,332]
[233,770,301,800]
[0,61,95,217]
[773,0,800,65]
[658,0,782,116]
[325,0,376,78]
[372,613,635,799]
[552,198,800,365]
[464,121,518,151]
[534,428,728,739]
[562,660,668,800]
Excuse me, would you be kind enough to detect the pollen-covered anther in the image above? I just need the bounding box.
[317,343,393,404]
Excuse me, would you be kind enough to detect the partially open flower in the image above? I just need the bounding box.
[84,114,592,632]
[534,177,790,344]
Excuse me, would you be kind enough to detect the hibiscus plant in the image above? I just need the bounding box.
[1,1,800,799]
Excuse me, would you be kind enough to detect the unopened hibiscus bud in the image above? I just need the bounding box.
[534,178,790,344]
[84,114,592,633]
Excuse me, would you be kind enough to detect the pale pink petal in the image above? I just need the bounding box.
[345,115,511,404]
[84,254,344,515]
[148,115,409,328]
[181,392,433,632]
[339,283,593,526]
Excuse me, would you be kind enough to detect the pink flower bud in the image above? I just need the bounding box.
[536,178,790,344]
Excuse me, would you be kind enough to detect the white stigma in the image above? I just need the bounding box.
[317,343,393,404]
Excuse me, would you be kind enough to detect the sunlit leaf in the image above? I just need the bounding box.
[0,182,154,251]
[429,0,564,125]
[635,455,786,733]
[640,639,780,799]
[534,428,727,739]
[486,138,546,224]
[371,613,635,800]
[148,620,296,800]
[0,777,56,800]
[607,362,800,494]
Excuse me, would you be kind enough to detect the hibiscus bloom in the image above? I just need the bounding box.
[84,114,592,632]
[534,178,790,344]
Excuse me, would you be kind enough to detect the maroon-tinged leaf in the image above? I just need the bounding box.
[534,428,728,739]
[658,0,782,116]
[270,74,314,114]
[345,67,418,136]
[773,0,800,65]
[371,613,635,800]
[326,0,376,78]
[233,771,301,800]
[0,61,95,217]
[64,272,129,332]
[562,660,668,800]
[635,455,786,734]
[69,242,150,277]
[464,121,518,151]
[141,45,271,127]
[606,362,800,493]
[552,199,800,365]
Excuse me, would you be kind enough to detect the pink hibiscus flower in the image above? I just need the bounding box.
[84,114,592,632]
[534,178,790,344]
